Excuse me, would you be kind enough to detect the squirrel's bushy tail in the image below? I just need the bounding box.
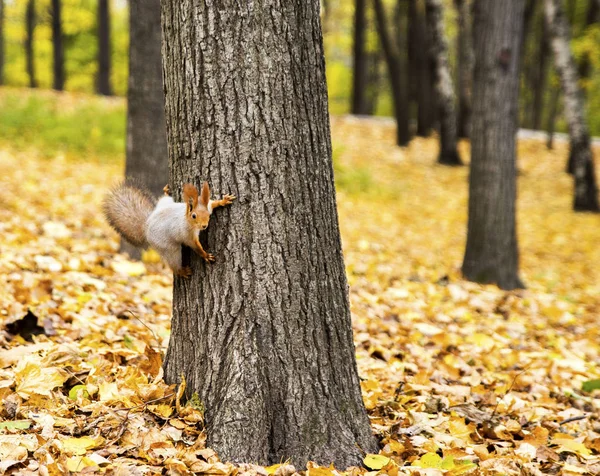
[103,182,156,248]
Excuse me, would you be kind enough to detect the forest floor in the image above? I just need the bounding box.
[0,91,600,475]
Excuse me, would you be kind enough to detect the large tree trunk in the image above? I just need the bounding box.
[97,0,111,95]
[123,0,168,259]
[409,0,435,137]
[51,0,64,91]
[25,0,37,88]
[0,0,4,86]
[544,0,599,211]
[462,0,525,290]
[425,0,461,165]
[160,0,378,468]
[373,0,410,145]
[351,0,370,114]
[454,0,473,138]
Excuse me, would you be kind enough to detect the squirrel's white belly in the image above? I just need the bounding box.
[146,201,188,252]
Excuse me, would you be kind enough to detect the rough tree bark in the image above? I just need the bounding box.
[161,0,378,468]
[0,0,4,85]
[425,0,461,165]
[544,0,599,211]
[373,0,410,145]
[97,0,111,95]
[409,0,435,137]
[351,0,370,114]
[454,0,473,138]
[462,0,525,290]
[25,0,37,88]
[51,0,64,91]
[122,0,168,259]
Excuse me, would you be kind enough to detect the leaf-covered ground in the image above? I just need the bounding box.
[0,111,599,475]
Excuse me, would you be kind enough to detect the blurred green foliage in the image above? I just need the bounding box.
[0,89,125,159]
[0,0,599,135]
[3,0,128,94]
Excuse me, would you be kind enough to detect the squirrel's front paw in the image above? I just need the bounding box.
[203,253,215,263]
[222,194,236,206]
[175,266,192,278]
[163,184,171,196]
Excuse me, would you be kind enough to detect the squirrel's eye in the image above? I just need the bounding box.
[192,213,197,219]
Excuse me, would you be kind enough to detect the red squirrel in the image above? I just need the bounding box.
[103,182,235,277]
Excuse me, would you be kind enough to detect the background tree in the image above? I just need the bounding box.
[25,0,36,88]
[51,0,64,91]
[351,0,369,114]
[97,0,111,95]
[409,0,435,136]
[0,0,4,85]
[532,12,550,130]
[161,0,378,468]
[545,86,561,148]
[577,0,599,85]
[544,0,599,211]
[425,0,461,165]
[373,0,410,145]
[454,0,473,138]
[462,0,525,290]
[122,0,168,259]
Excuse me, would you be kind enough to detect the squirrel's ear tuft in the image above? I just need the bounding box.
[183,184,198,212]
[200,181,210,207]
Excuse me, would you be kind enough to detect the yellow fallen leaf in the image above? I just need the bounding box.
[98,381,120,402]
[62,436,104,456]
[111,259,146,276]
[15,361,66,399]
[363,454,390,470]
[148,404,174,419]
[265,463,283,475]
[551,438,591,458]
[66,456,99,472]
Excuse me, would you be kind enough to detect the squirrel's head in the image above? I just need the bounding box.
[183,182,211,231]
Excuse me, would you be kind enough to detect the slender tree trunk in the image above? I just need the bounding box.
[462,0,525,290]
[454,0,473,138]
[123,0,168,259]
[533,14,550,130]
[25,0,37,88]
[425,0,461,165]
[544,0,599,211]
[161,0,378,468]
[373,0,410,145]
[51,0,64,91]
[519,0,537,128]
[577,0,599,89]
[365,48,382,114]
[546,86,560,149]
[0,0,4,85]
[395,0,410,130]
[97,0,111,95]
[351,0,370,114]
[409,0,435,137]
[565,0,599,172]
